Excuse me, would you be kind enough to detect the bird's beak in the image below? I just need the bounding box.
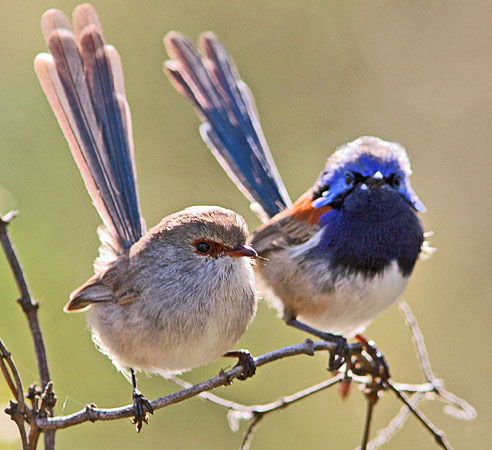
[365,171,385,188]
[226,245,258,258]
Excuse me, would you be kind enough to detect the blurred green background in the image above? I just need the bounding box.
[1,1,491,448]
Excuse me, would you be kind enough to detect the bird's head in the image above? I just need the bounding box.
[150,206,257,261]
[311,136,425,213]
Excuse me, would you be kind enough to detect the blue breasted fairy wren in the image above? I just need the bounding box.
[34,6,258,430]
[164,32,427,356]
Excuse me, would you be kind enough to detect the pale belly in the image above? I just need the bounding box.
[258,256,409,337]
[87,259,256,375]
[88,298,253,376]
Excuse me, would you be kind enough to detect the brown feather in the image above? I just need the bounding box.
[249,192,329,254]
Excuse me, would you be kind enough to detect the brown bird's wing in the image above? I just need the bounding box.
[34,5,143,254]
[250,192,332,254]
[65,254,137,312]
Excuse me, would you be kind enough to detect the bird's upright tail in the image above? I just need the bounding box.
[164,32,292,222]
[34,4,144,254]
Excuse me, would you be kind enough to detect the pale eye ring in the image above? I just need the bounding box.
[345,172,354,185]
[196,241,211,254]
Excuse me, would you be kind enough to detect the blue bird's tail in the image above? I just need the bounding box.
[34,5,144,253]
[164,32,292,222]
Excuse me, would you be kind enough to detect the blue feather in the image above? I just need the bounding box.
[165,33,292,221]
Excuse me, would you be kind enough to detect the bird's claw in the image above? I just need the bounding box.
[223,349,256,381]
[319,333,349,371]
[131,388,153,432]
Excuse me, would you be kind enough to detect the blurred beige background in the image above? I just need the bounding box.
[1,1,491,449]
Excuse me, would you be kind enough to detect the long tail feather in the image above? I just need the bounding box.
[34,5,143,252]
[164,32,291,222]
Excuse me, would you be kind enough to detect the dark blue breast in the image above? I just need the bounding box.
[313,185,424,277]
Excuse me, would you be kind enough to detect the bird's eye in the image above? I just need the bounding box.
[392,174,402,188]
[345,172,354,185]
[195,242,211,254]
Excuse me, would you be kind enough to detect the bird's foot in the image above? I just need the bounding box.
[317,332,350,371]
[284,317,350,370]
[131,388,153,432]
[223,349,256,381]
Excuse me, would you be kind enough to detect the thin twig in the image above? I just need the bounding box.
[0,340,26,413]
[164,372,343,415]
[360,388,378,450]
[35,339,352,430]
[240,413,263,450]
[0,340,29,450]
[398,301,476,421]
[398,301,434,381]
[0,212,55,448]
[0,341,18,397]
[166,372,344,448]
[0,212,51,388]
[387,380,452,450]
[366,392,425,450]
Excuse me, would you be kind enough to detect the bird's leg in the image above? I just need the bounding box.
[285,317,349,370]
[130,368,153,432]
[222,350,256,381]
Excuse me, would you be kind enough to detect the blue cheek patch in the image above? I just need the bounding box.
[312,173,350,208]
[400,183,426,212]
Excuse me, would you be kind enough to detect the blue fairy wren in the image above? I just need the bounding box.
[164,32,427,361]
[34,5,258,431]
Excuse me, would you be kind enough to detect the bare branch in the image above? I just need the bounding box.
[165,370,344,447]
[366,392,425,450]
[1,340,29,450]
[164,372,343,415]
[0,340,25,412]
[240,413,263,450]
[387,380,453,450]
[35,339,348,430]
[398,301,476,421]
[0,340,18,398]
[398,300,434,381]
[0,212,51,389]
[0,212,55,448]
[360,386,379,450]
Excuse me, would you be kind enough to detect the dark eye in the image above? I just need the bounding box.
[392,174,402,188]
[345,172,354,185]
[196,242,211,254]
